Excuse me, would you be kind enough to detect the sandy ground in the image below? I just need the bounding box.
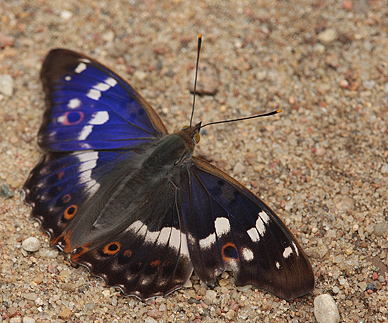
[0,0,387,322]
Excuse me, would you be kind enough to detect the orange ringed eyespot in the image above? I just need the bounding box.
[103,242,121,255]
[64,205,78,220]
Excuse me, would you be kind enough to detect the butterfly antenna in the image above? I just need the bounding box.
[190,33,202,127]
[202,109,282,128]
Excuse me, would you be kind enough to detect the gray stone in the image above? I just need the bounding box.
[22,237,40,252]
[0,183,14,199]
[314,294,340,323]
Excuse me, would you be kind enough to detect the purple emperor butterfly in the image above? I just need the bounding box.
[24,40,314,300]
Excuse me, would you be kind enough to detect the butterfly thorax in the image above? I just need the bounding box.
[143,122,201,170]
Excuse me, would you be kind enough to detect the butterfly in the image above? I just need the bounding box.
[24,45,314,301]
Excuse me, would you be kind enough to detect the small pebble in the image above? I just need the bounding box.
[60,10,73,21]
[33,273,44,284]
[373,222,388,236]
[339,79,349,88]
[144,318,157,323]
[333,194,354,211]
[233,162,246,175]
[58,308,72,320]
[22,237,40,252]
[10,318,21,323]
[102,30,115,42]
[0,74,14,96]
[147,308,163,319]
[0,183,14,199]
[22,317,36,323]
[366,283,376,292]
[358,282,367,291]
[204,290,217,303]
[225,309,236,320]
[380,163,388,174]
[0,32,14,48]
[342,1,352,10]
[85,303,95,311]
[314,294,340,323]
[39,248,59,258]
[134,70,147,81]
[23,293,38,301]
[317,29,338,44]
[102,289,111,297]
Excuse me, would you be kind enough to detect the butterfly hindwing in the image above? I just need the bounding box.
[179,157,314,300]
[69,166,193,299]
[39,49,167,151]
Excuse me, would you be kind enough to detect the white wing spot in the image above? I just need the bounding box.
[276,261,281,269]
[65,76,71,81]
[90,111,109,125]
[68,98,81,109]
[247,227,260,242]
[93,82,110,91]
[255,216,266,236]
[259,211,270,224]
[283,246,293,258]
[57,115,66,124]
[78,112,109,140]
[86,89,101,101]
[78,125,93,140]
[105,77,117,87]
[199,233,216,249]
[75,62,87,74]
[129,220,147,236]
[241,247,254,262]
[215,217,231,236]
[292,241,299,256]
[76,152,100,195]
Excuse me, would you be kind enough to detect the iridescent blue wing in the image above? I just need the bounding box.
[38,49,167,152]
[25,49,168,251]
[178,157,314,300]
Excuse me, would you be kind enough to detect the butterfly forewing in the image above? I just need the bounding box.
[179,157,314,300]
[39,49,167,151]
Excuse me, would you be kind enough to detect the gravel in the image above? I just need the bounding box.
[1,0,387,322]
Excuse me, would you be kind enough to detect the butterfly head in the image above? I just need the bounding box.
[181,122,201,145]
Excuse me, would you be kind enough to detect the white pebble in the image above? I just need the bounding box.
[317,28,338,44]
[60,10,73,21]
[0,74,14,96]
[22,237,40,252]
[23,317,36,323]
[314,294,340,323]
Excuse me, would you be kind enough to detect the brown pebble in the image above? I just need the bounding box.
[333,195,355,211]
[225,309,236,320]
[33,273,44,284]
[58,308,72,320]
[62,283,76,292]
